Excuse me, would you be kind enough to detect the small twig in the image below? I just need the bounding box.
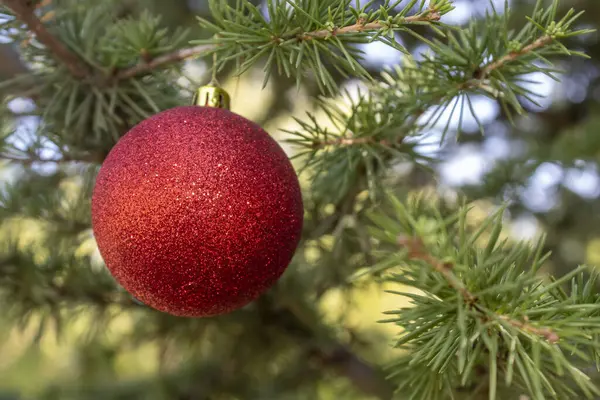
[1,153,98,165]
[314,136,376,147]
[115,44,214,81]
[298,11,441,40]
[480,35,554,78]
[311,128,410,149]
[398,235,559,343]
[2,0,89,79]
[498,315,559,344]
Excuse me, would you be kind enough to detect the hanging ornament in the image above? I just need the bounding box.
[91,84,303,317]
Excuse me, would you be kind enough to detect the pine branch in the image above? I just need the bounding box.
[105,4,445,84]
[194,0,454,95]
[409,33,558,115]
[1,4,196,97]
[1,0,89,79]
[398,235,559,344]
[364,4,592,146]
[370,195,600,399]
[110,5,441,80]
[114,5,443,82]
[290,9,572,177]
[286,90,431,203]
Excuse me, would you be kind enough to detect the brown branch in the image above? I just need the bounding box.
[398,235,559,343]
[3,1,210,83]
[115,44,214,81]
[2,0,89,79]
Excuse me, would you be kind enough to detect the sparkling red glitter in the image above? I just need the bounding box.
[91,106,303,317]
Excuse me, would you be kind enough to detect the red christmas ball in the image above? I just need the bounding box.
[92,106,303,317]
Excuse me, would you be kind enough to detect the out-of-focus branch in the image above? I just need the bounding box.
[0,43,40,100]
[2,0,89,79]
[309,345,395,400]
[258,298,395,400]
[115,44,213,80]
[0,43,29,78]
[1,153,100,165]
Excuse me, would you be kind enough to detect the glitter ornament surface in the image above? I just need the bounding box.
[91,106,303,317]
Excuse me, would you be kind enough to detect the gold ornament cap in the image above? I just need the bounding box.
[193,85,231,110]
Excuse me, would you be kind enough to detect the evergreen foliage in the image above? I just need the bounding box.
[0,0,598,399]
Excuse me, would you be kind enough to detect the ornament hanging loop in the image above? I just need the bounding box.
[193,85,231,110]
[192,50,231,110]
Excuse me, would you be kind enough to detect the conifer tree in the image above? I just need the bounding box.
[0,0,599,399]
